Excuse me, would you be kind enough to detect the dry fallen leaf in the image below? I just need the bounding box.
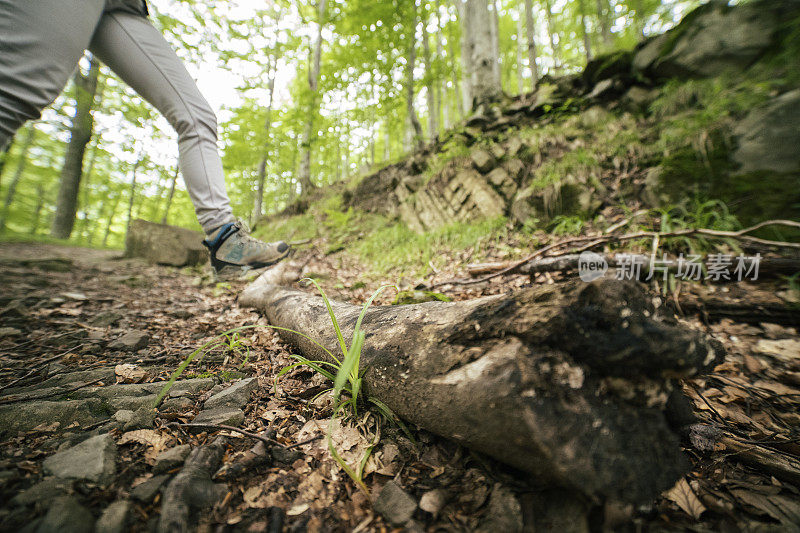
[115,363,147,383]
[118,429,173,462]
[754,339,800,362]
[664,478,706,519]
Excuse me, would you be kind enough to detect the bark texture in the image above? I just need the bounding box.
[0,124,35,233]
[524,0,540,84]
[465,0,502,106]
[241,276,725,504]
[51,56,100,239]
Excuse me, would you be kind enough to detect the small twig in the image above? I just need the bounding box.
[168,422,322,449]
[437,219,800,287]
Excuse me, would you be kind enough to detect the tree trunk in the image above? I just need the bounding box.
[29,183,45,235]
[161,164,179,225]
[405,3,424,150]
[595,0,612,50]
[51,55,100,239]
[254,54,277,224]
[124,158,142,241]
[100,193,121,247]
[0,124,35,233]
[516,14,525,94]
[543,0,561,73]
[0,133,14,188]
[76,138,101,241]
[578,0,593,61]
[634,0,646,39]
[241,275,724,505]
[524,0,540,85]
[465,0,502,107]
[452,0,473,115]
[421,10,438,139]
[297,0,328,196]
[434,0,450,129]
[489,0,502,86]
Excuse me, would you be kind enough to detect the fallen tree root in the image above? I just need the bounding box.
[157,437,227,533]
[241,276,725,505]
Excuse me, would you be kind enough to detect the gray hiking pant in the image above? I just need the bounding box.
[0,0,234,232]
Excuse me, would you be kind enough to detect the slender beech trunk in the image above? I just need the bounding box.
[421,10,438,139]
[405,2,424,150]
[254,54,277,223]
[543,0,561,73]
[77,138,101,241]
[491,0,502,87]
[465,0,502,107]
[124,158,142,240]
[29,183,45,235]
[0,124,35,233]
[101,193,121,247]
[161,164,179,225]
[298,0,327,196]
[434,0,450,129]
[524,0,539,85]
[634,0,646,39]
[596,0,612,49]
[384,124,391,162]
[51,56,100,239]
[578,0,593,61]
[452,0,473,115]
[516,14,525,94]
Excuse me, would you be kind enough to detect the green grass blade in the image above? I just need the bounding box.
[334,330,364,401]
[302,277,348,359]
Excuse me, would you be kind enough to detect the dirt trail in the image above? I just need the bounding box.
[1,243,799,532]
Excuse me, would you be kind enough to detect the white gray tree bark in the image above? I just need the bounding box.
[297,0,328,196]
[525,0,540,84]
[465,0,502,106]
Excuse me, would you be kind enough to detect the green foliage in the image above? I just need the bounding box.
[547,214,585,235]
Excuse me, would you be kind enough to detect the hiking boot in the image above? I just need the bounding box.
[203,220,290,278]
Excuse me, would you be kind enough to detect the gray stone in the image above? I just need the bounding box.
[125,219,208,267]
[733,90,800,174]
[35,496,93,533]
[622,86,657,109]
[193,406,244,427]
[502,159,525,181]
[419,489,447,516]
[122,406,156,431]
[130,474,169,503]
[153,444,191,474]
[633,1,785,78]
[43,434,116,486]
[373,480,417,526]
[159,396,194,411]
[89,311,122,328]
[476,484,523,533]
[109,331,150,351]
[0,399,110,435]
[204,378,257,410]
[505,137,524,158]
[11,478,72,507]
[95,500,130,533]
[112,410,134,424]
[471,149,496,173]
[588,79,614,99]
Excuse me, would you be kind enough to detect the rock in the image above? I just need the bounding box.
[733,90,800,174]
[373,480,417,526]
[471,149,496,173]
[193,406,245,427]
[476,484,523,533]
[419,489,447,516]
[160,396,194,411]
[89,311,122,328]
[42,433,116,486]
[502,159,525,182]
[271,446,303,464]
[124,219,208,267]
[11,478,72,507]
[112,410,134,424]
[0,327,22,337]
[204,378,257,410]
[633,1,791,78]
[35,495,93,533]
[109,331,150,351]
[153,444,191,474]
[622,86,657,109]
[130,474,169,503]
[122,406,156,431]
[485,168,516,199]
[489,144,506,161]
[0,399,110,435]
[70,377,216,412]
[505,137,524,158]
[95,500,130,533]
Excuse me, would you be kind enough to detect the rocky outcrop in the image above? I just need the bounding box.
[125,219,207,267]
[733,89,800,174]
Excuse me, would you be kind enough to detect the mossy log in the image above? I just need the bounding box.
[240,276,724,505]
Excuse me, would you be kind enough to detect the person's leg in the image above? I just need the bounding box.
[88,11,289,276]
[0,0,105,149]
[87,11,234,233]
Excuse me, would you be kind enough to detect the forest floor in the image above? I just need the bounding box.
[1,241,799,532]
